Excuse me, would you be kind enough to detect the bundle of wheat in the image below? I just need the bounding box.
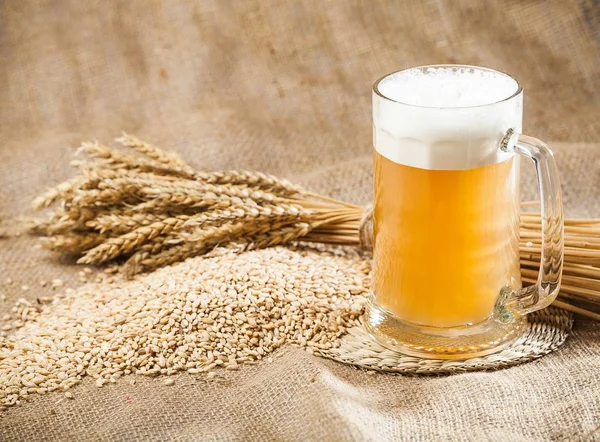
[30,135,600,320]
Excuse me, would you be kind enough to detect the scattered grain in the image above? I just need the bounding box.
[0,246,370,408]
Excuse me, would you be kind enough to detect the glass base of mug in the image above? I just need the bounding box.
[365,295,526,360]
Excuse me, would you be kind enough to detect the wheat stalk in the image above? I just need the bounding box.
[41,233,108,254]
[86,213,180,235]
[117,133,195,174]
[30,135,600,320]
[122,220,308,276]
[77,142,194,179]
[78,216,193,264]
[33,176,85,210]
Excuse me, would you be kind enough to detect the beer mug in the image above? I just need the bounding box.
[366,65,564,359]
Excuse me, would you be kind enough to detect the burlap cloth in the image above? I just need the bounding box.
[1,1,599,440]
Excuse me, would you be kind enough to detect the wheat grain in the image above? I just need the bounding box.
[0,245,370,408]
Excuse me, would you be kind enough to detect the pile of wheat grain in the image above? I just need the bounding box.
[0,245,370,408]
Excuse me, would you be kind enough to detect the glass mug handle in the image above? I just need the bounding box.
[497,128,564,320]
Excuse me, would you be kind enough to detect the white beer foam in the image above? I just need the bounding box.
[373,66,523,170]
[378,66,519,108]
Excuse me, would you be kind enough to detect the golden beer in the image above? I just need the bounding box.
[372,151,521,328]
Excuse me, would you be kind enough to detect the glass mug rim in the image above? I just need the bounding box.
[372,64,523,110]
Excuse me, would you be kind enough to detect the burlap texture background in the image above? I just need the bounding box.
[1,1,599,440]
